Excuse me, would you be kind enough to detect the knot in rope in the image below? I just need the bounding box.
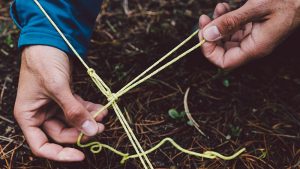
[87,68,96,76]
[107,92,119,102]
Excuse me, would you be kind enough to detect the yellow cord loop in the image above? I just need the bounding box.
[33,0,246,168]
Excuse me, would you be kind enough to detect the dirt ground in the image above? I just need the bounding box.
[1,0,300,169]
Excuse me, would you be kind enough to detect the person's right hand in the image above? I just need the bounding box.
[199,0,300,69]
[14,45,108,161]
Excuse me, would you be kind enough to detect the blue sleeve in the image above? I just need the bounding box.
[10,0,102,57]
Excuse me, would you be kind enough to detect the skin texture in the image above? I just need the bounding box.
[199,0,300,69]
[14,46,108,161]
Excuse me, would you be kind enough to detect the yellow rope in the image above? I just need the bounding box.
[33,0,246,167]
[77,136,246,164]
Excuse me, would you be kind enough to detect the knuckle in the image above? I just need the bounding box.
[65,105,84,123]
[222,15,241,32]
[31,148,42,157]
[85,102,95,110]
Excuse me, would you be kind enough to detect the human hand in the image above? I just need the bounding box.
[199,0,300,69]
[14,46,108,161]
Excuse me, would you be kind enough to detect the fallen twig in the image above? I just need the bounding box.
[122,0,132,16]
[0,135,26,159]
[0,115,13,124]
[184,88,206,136]
[0,49,9,56]
[0,16,11,21]
[0,76,14,124]
[0,76,11,105]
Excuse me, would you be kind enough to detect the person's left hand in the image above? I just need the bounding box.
[14,45,108,161]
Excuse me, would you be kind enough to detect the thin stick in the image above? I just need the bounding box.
[184,88,205,136]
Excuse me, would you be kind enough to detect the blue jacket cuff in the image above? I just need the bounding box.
[10,0,102,57]
[18,32,86,57]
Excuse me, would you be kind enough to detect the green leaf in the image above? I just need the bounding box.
[168,109,186,120]
[168,109,179,119]
[187,120,193,126]
[5,34,13,47]
[223,79,230,87]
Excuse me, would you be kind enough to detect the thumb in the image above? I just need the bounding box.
[202,1,269,41]
[50,88,98,136]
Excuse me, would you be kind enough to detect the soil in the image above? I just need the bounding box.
[1,0,300,169]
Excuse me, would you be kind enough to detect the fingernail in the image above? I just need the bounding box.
[203,26,221,41]
[81,120,98,136]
